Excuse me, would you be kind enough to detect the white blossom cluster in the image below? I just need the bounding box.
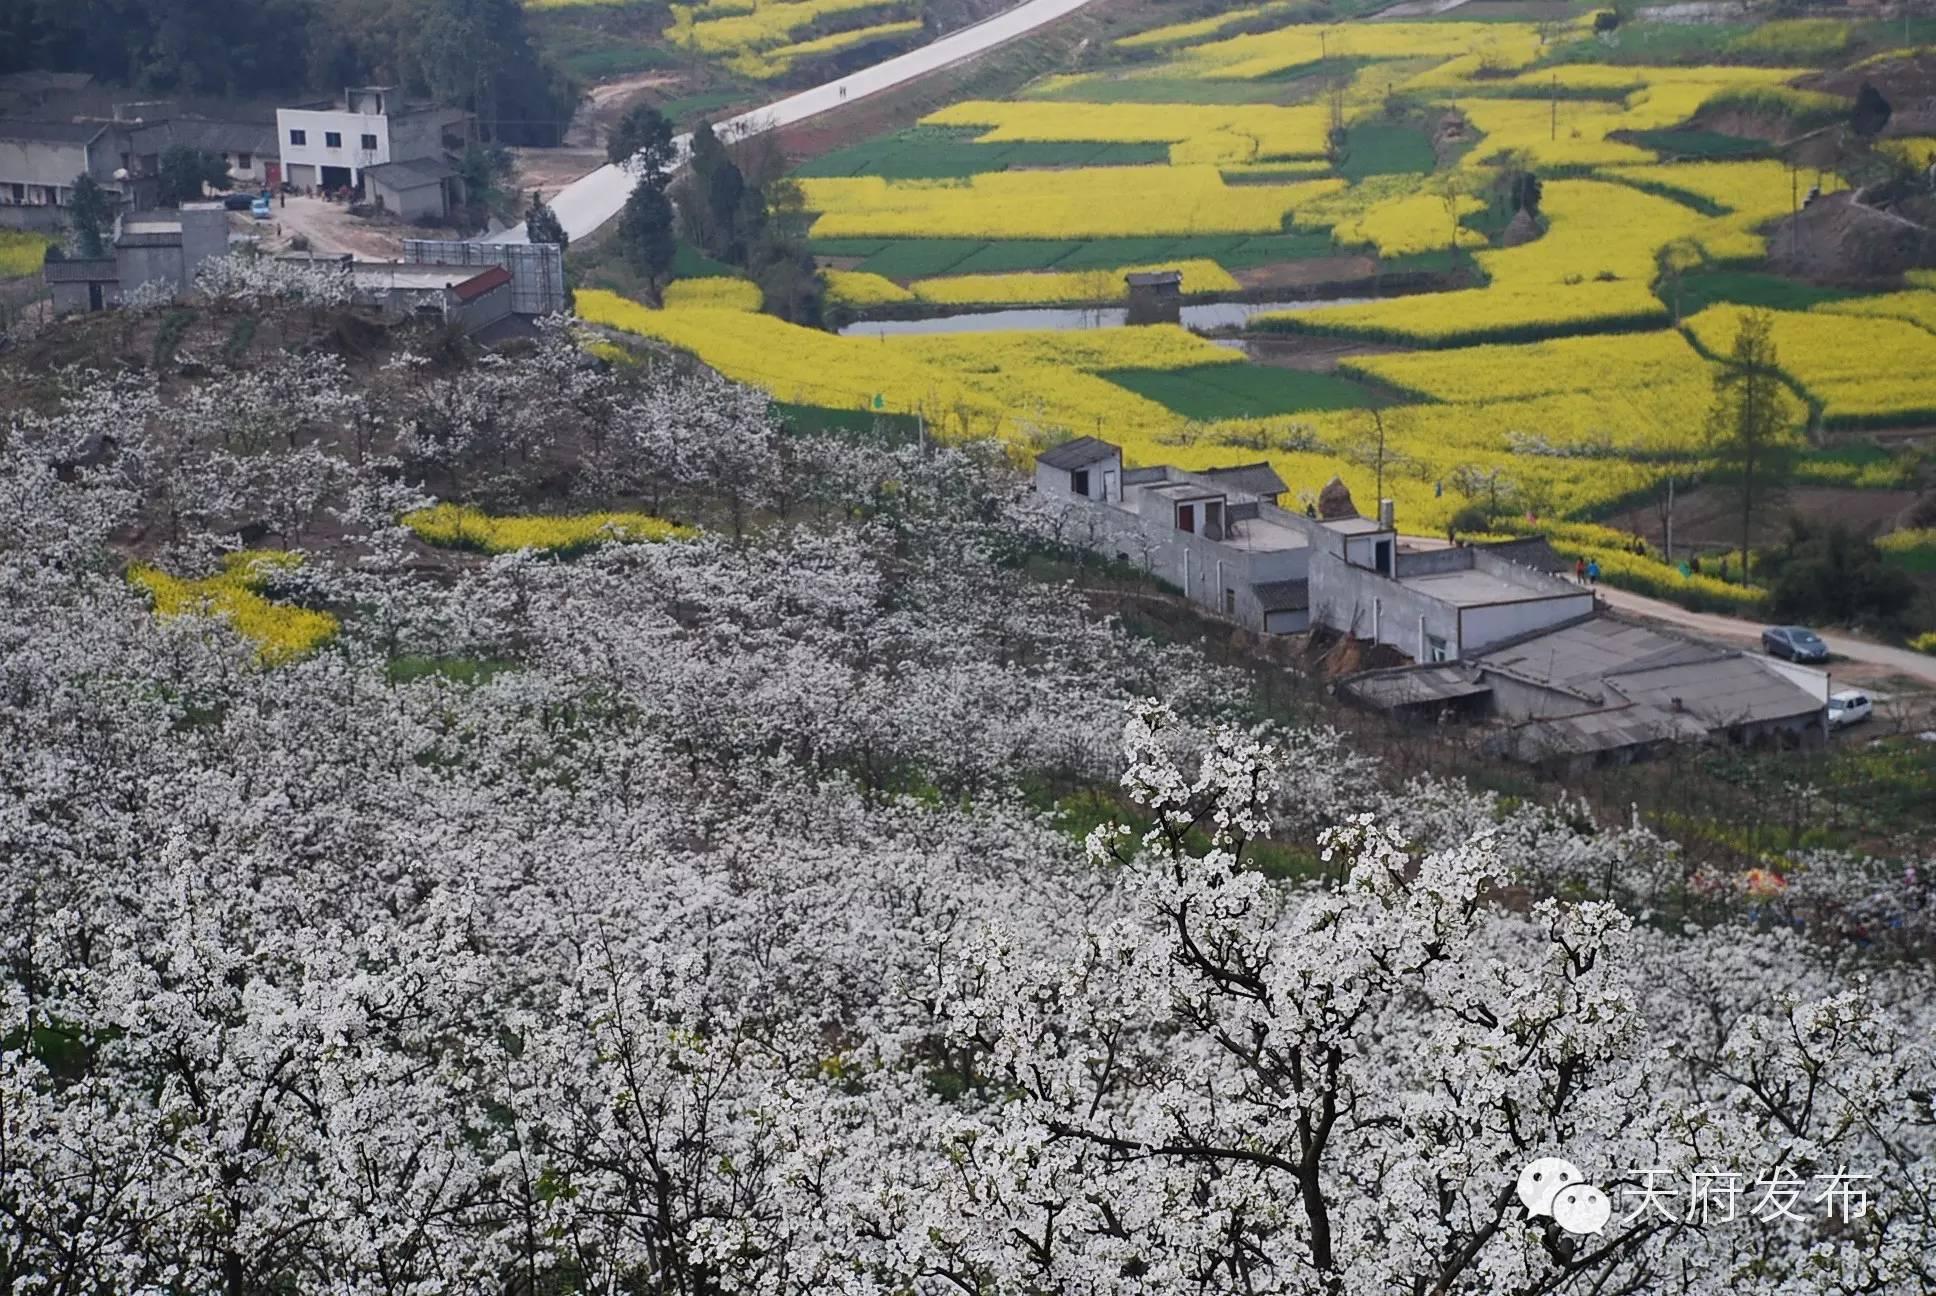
[0,338,1930,1296]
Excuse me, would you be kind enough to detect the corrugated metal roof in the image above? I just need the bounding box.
[1343,666,1491,709]
[1608,655,1822,727]
[0,120,105,144]
[1251,579,1310,612]
[1498,704,1712,760]
[1476,617,1715,695]
[1037,435,1119,470]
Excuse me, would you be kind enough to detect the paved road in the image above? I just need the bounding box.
[491,0,1107,244]
[1401,534,1936,688]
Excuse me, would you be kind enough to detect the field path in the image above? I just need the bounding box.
[490,0,1108,244]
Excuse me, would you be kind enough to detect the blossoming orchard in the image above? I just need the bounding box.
[0,251,1928,1296]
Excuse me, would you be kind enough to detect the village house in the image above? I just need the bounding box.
[44,202,230,312]
[1035,436,1592,659]
[277,87,472,220]
[1034,435,1829,767]
[1342,614,1829,769]
[0,119,126,229]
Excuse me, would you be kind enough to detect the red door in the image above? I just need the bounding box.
[265,161,281,189]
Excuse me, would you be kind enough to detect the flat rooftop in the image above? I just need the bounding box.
[1399,568,1572,607]
[1320,516,1393,536]
[350,263,481,291]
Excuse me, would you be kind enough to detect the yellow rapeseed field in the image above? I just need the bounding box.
[576,288,1235,439]
[668,0,904,56]
[1114,0,1297,48]
[1182,20,1544,82]
[925,101,1331,162]
[0,231,52,279]
[800,168,1344,239]
[1331,191,1486,256]
[1878,138,1936,169]
[663,276,763,311]
[728,19,921,77]
[404,503,696,554]
[910,260,1238,305]
[1813,289,1936,337]
[1685,304,1936,425]
[824,270,916,306]
[130,550,339,665]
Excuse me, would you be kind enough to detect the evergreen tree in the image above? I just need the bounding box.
[1705,309,1799,578]
[69,173,113,259]
[524,191,567,251]
[618,180,676,303]
[157,146,231,206]
[607,104,677,179]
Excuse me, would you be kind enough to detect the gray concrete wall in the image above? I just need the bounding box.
[1394,546,1473,578]
[384,113,447,164]
[1459,594,1594,655]
[0,139,90,192]
[0,204,69,232]
[1033,453,1122,506]
[178,205,228,284]
[402,239,567,315]
[452,280,512,333]
[372,176,445,222]
[114,242,182,294]
[1310,551,1461,660]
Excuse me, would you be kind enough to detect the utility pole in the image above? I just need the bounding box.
[1551,74,1558,141]
[1790,162,1799,260]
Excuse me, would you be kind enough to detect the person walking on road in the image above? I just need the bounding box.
[1586,558,1600,586]
[1575,556,1587,585]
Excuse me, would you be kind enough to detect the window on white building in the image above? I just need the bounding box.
[1427,635,1449,663]
[360,133,378,151]
[236,153,252,170]
[289,129,306,146]
[1069,469,1089,497]
[324,131,342,149]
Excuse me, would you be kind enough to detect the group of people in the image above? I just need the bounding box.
[1573,556,1601,586]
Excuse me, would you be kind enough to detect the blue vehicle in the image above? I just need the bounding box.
[1762,625,1829,663]
[250,193,272,220]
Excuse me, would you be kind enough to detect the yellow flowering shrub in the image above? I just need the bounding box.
[800,169,1344,239]
[1684,304,1936,426]
[1729,19,1849,59]
[925,101,1331,162]
[1912,270,1936,289]
[663,276,763,311]
[909,259,1238,305]
[1912,631,1936,655]
[404,503,696,555]
[824,270,916,306]
[130,550,339,665]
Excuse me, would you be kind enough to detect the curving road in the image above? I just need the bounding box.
[490,0,1107,244]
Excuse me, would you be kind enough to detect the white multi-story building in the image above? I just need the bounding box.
[276,86,471,218]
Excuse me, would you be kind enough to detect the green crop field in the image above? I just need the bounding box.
[1104,364,1385,420]
[793,127,1167,179]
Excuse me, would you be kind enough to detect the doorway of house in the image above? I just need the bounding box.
[319,165,354,195]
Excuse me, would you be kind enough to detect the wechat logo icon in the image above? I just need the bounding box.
[1517,1157,1611,1236]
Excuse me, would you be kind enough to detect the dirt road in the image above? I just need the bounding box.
[266,195,405,260]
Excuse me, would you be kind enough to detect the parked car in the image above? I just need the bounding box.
[221,192,255,212]
[1762,625,1829,662]
[1828,690,1873,728]
[250,195,272,221]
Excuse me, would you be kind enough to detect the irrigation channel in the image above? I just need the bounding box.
[835,296,1378,337]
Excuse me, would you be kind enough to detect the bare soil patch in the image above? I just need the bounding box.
[511,146,610,200]
[1602,485,1922,552]
[1234,255,1380,290]
[1238,333,1404,372]
[262,196,408,260]
[1764,191,1936,280]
